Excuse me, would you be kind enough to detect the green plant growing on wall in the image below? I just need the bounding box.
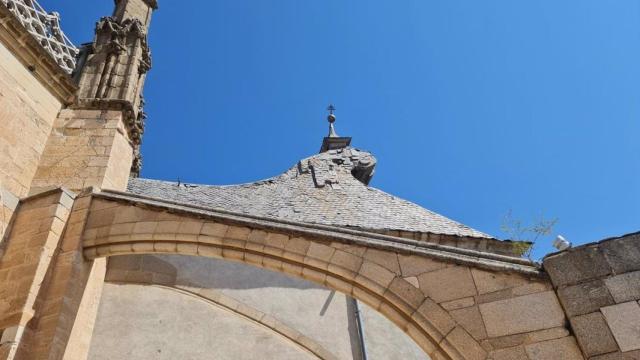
[501,210,558,259]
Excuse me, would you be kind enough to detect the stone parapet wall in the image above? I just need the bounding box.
[544,232,640,359]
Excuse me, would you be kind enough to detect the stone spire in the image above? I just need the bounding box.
[320,104,352,152]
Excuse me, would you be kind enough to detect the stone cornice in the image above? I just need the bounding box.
[95,189,544,277]
[74,98,144,144]
[0,4,77,105]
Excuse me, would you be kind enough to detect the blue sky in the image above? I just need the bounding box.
[46,0,639,259]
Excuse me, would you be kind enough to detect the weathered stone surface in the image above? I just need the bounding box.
[328,250,363,279]
[490,346,528,360]
[450,305,487,340]
[471,269,530,295]
[398,254,447,277]
[202,223,228,237]
[524,337,583,360]
[591,350,640,360]
[414,298,456,337]
[479,291,565,338]
[605,271,640,304]
[558,280,615,317]
[526,327,570,344]
[571,312,619,356]
[601,301,640,352]
[443,326,486,360]
[306,242,335,264]
[418,266,477,303]
[489,333,528,349]
[544,246,611,287]
[601,234,640,274]
[441,297,475,311]
[386,277,425,310]
[404,276,419,288]
[364,249,401,275]
[357,261,395,294]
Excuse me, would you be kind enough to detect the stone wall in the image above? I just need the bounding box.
[544,232,640,359]
[80,194,584,360]
[0,39,63,238]
[30,109,134,193]
[89,254,428,360]
[0,189,75,359]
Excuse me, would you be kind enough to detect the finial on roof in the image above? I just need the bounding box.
[320,104,351,153]
[327,104,338,137]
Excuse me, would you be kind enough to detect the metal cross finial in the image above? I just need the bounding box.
[326,104,338,136]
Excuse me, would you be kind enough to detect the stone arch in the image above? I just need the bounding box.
[101,254,339,359]
[74,192,580,360]
[101,282,339,359]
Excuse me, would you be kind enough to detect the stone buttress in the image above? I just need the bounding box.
[0,1,157,359]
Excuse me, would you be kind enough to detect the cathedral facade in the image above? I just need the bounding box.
[0,1,639,359]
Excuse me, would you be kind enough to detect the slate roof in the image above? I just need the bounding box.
[127,147,492,239]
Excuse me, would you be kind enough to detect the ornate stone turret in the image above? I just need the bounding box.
[74,0,157,173]
[30,0,157,193]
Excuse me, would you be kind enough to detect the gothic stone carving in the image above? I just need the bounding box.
[75,16,152,173]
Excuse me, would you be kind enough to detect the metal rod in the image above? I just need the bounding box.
[352,297,368,360]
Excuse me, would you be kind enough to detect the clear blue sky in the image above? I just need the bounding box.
[45,0,639,259]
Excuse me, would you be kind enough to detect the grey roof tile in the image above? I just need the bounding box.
[127,148,492,239]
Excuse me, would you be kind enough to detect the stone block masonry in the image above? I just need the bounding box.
[30,109,134,193]
[544,232,640,359]
[0,189,75,359]
[79,192,585,360]
[0,38,64,239]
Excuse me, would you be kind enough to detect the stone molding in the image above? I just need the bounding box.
[95,189,542,276]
